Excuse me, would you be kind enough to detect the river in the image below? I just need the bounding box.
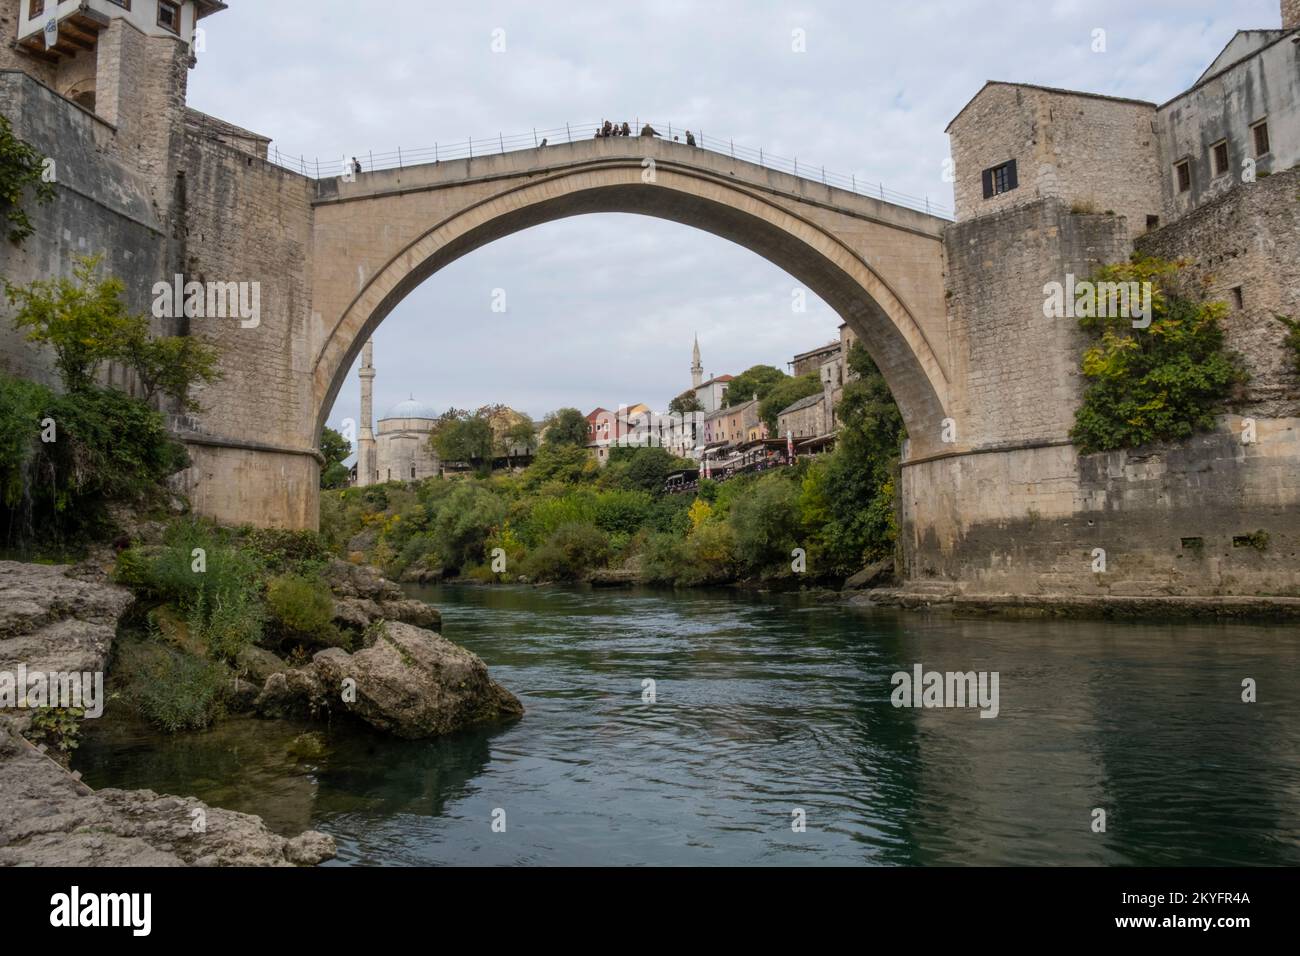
[76,584,1300,866]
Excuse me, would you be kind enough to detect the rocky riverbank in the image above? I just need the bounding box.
[0,552,524,866]
[0,561,336,866]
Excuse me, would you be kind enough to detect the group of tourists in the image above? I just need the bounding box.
[595,121,697,146]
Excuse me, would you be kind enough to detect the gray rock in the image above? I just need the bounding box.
[322,559,403,602]
[307,622,523,739]
[0,720,334,867]
[236,644,290,684]
[844,557,896,591]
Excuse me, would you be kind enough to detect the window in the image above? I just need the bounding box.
[981,160,1018,199]
[158,0,180,34]
[1211,140,1229,177]
[1146,214,1160,231]
[1175,159,1191,194]
[106,0,131,10]
[1251,119,1270,157]
[1230,286,1244,310]
[28,1,44,18]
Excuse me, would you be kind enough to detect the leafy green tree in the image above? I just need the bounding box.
[759,372,821,433]
[504,418,537,464]
[1070,257,1247,453]
[618,446,683,493]
[121,330,221,411]
[524,442,597,488]
[723,364,787,407]
[433,413,495,468]
[668,389,703,415]
[431,483,507,571]
[0,114,56,245]
[729,473,802,574]
[5,255,140,392]
[806,343,906,571]
[319,426,351,490]
[542,407,590,447]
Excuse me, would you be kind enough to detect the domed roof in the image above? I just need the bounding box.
[380,398,439,421]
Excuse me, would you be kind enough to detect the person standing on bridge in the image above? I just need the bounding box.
[351,157,362,176]
[621,121,631,136]
[685,130,696,146]
[640,123,658,137]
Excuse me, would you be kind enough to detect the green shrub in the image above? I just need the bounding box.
[728,474,802,575]
[521,522,611,581]
[1279,315,1300,376]
[0,376,188,548]
[124,643,229,733]
[28,707,84,754]
[240,527,332,574]
[117,520,262,612]
[266,573,337,642]
[188,587,264,663]
[1070,257,1247,453]
[430,483,507,571]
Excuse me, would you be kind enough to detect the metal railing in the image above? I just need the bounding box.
[266,120,953,219]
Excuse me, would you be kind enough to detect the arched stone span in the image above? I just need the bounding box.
[307,137,952,458]
[180,136,953,530]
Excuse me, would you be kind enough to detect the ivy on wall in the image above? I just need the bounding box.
[1070,256,1247,454]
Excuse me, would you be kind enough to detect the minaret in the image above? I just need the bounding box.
[691,334,704,388]
[357,339,376,486]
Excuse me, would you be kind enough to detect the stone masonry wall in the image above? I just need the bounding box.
[0,2,54,86]
[172,130,319,529]
[901,419,1300,597]
[942,198,1130,451]
[902,173,1300,598]
[0,71,167,391]
[1137,168,1300,419]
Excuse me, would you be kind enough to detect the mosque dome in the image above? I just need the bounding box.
[380,398,439,421]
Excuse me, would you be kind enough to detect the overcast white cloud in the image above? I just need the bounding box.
[184,0,1280,430]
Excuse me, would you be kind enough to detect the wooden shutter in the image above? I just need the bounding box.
[981,167,994,199]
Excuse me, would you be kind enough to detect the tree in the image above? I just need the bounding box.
[319,426,351,489]
[504,418,537,465]
[0,114,56,245]
[805,343,905,571]
[433,413,496,469]
[542,407,590,447]
[5,255,140,392]
[759,372,821,433]
[668,389,704,415]
[723,364,787,407]
[121,330,221,412]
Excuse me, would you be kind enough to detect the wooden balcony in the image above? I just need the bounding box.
[18,6,110,63]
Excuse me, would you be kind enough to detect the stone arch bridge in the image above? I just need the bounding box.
[184,134,968,528]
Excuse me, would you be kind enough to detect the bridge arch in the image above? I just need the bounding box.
[309,149,952,456]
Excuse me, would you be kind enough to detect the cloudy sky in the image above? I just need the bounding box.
[186,0,1278,433]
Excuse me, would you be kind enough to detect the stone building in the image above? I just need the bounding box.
[948,7,1298,238]
[914,0,1300,595]
[789,340,841,377]
[353,339,440,485]
[776,393,827,441]
[374,398,441,484]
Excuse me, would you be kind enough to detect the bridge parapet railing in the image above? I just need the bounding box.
[265,120,953,219]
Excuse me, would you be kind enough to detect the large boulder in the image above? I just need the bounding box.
[272,622,523,739]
